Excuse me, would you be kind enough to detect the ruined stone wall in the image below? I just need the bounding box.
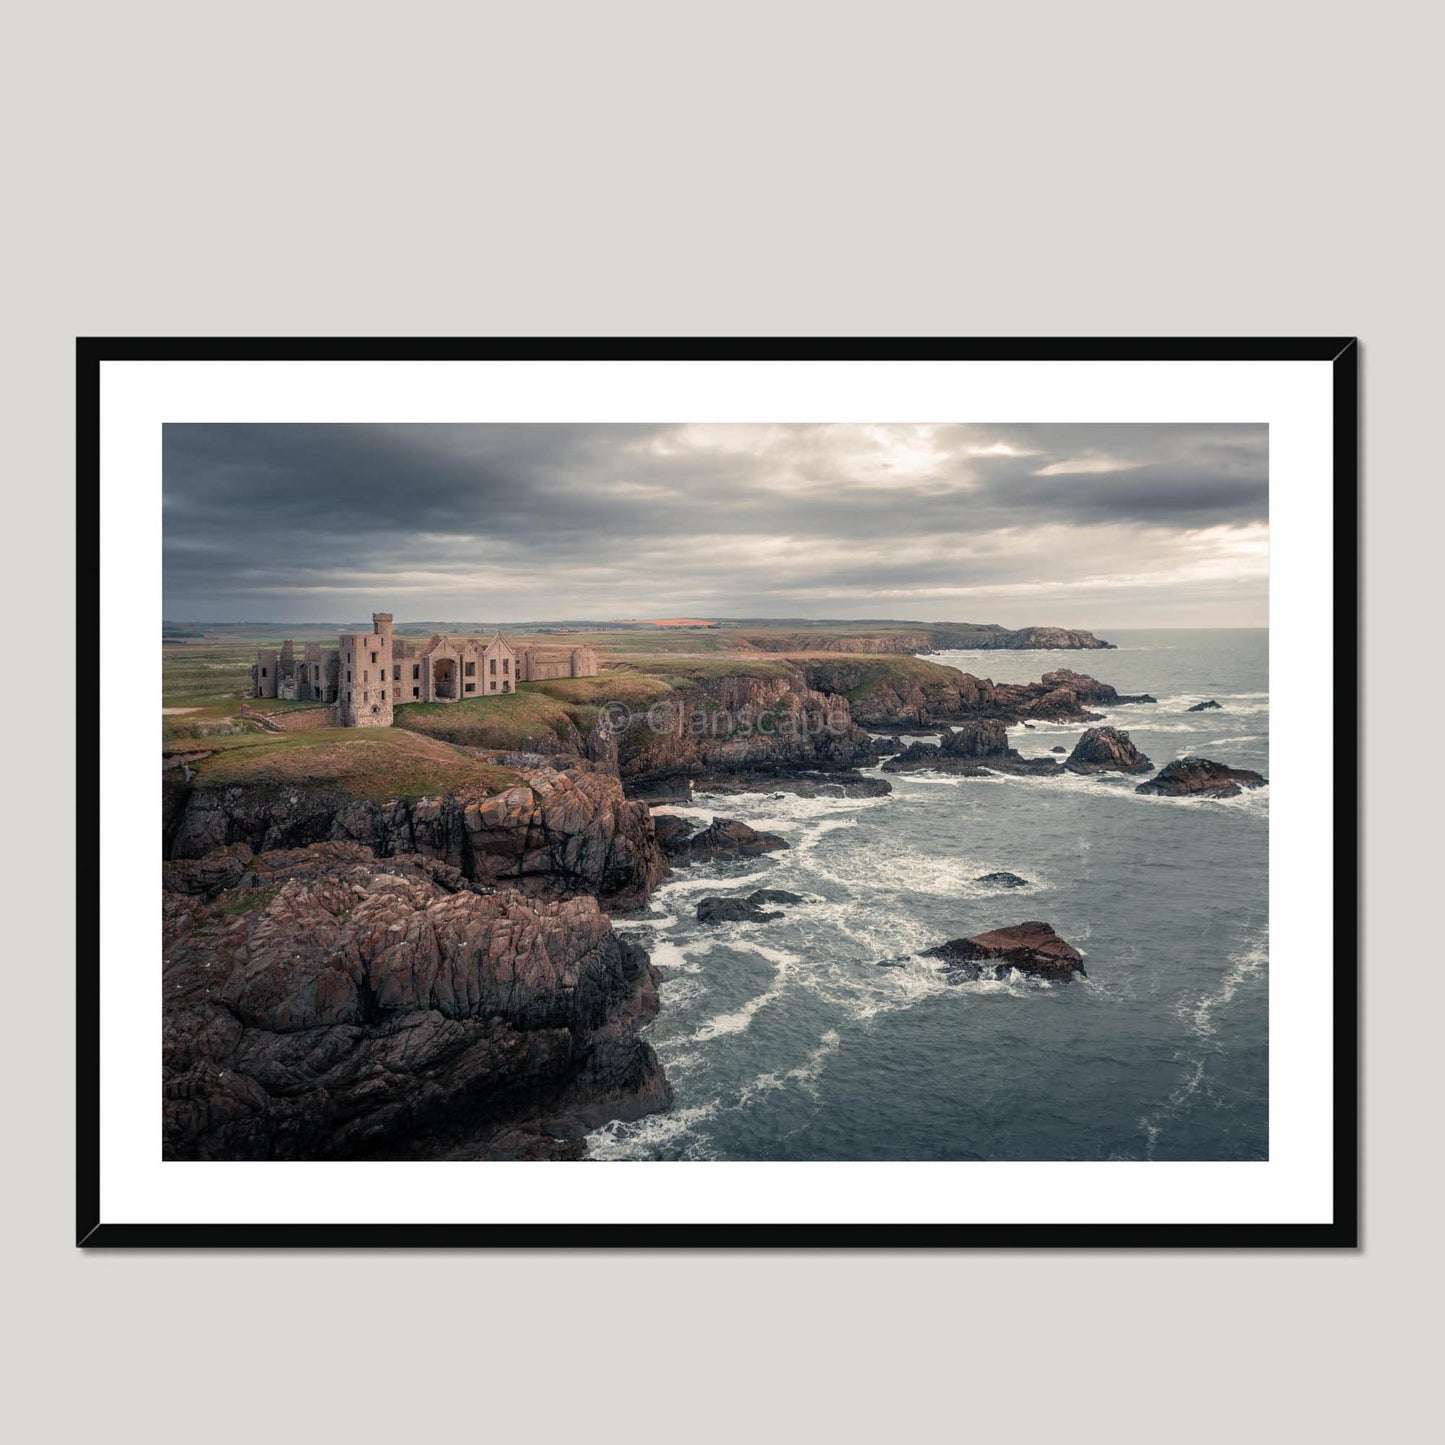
[254,641,337,701]
[521,645,597,681]
[253,648,279,699]
[482,634,516,693]
[265,705,338,731]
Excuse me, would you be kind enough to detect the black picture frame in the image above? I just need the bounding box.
[78,336,1359,1248]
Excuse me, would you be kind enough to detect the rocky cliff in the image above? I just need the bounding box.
[960,626,1114,651]
[163,843,669,1160]
[800,658,1143,731]
[615,665,880,785]
[742,624,1114,652]
[165,761,665,910]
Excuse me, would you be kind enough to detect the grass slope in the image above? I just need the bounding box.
[169,728,521,803]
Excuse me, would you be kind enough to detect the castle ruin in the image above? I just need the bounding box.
[251,612,599,727]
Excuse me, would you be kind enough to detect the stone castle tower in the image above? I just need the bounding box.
[337,612,395,728]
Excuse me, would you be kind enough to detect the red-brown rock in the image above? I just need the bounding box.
[923,921,1086,980]
[1135,757,1267,798]
[163,843,670,1160]
[1064,726,1153,775]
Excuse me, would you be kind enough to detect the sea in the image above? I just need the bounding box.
[588,629,1268,1161]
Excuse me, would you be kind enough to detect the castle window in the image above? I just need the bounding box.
[371,651,377,664]
[490,680,497,691]
[260,667,267,677]
[503,658,510,674]
[490,658,497,675]
[393,665,400,681]
[465,683,475,693]
[465,661,475,677]
[412,687,419,699]
[412,665,420,680]
[346,669,352,683]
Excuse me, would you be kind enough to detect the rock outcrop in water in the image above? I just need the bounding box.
[1039,669,1155,707]
[882,720,1060,776]
[164,763,665,910]
[1135,757,1267,798]
[696,889,805,924]
[162,843,669,1160]
[802,659,1147,732]
[654,814,790,865]
[1063,727,1154,775]
[923,922,1086,980]
[1187,699,1223,712]
[975,872,1031,889]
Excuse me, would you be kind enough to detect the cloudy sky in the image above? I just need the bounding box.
[162,422,1267,627]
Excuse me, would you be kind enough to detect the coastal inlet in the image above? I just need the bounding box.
[592,628,1268,1161]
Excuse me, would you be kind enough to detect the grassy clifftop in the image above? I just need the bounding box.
[796,653,968,703]
[391,673,675,751]
[164,727,522,803]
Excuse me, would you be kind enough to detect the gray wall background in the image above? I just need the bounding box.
[6,2,1429,1440]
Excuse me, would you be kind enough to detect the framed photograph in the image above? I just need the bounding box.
[79,338,1357,1246]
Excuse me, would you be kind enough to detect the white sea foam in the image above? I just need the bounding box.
[588,1026,846,1158]
[1140,931,1269,1156]
[655,866,777,899]
[647,937,706,975]
[736,1030,842,1107]
[586,1100,723,1160]
[1151,692,1271,718]
[688,940,795,1040]
[1183,937,1269,1040]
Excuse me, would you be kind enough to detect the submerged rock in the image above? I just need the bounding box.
[1135,757,1267,798]
[1063,726,1153,775]
[696,889,805,925]
[923,921,1086,980]
[1187,699,1223,712]
[975,872,1030,889]
[697,896,780,924]
[689,770,892,799]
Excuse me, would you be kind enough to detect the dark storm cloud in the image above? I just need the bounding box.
[162,422,1268,626]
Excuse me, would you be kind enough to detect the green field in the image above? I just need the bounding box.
[164,726,521,802]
